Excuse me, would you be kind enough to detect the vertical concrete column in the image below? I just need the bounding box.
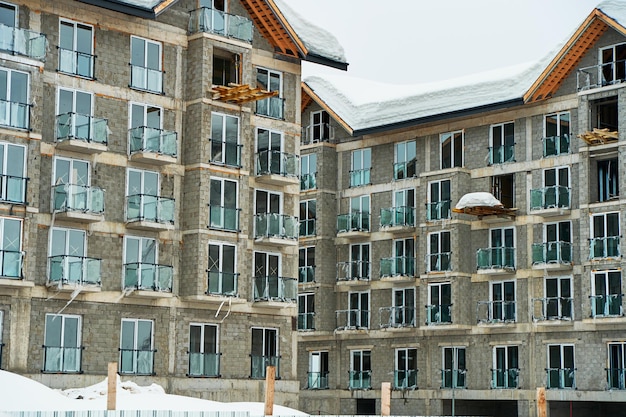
[9,296,31,371]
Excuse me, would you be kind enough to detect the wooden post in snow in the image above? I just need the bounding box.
[381,382,391,416]
[536,387,547,417]
[264,365,276,416]
[107,362,117,411]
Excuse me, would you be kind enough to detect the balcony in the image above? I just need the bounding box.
[0,250,23,279]
[532,297,573,321]
[0,173,27,205]
[130,64,163,94]
[208,205,240,232]
[441,369,466,389]
[394,370,418,389]
[380,206,415,229]
[590,294,623,318]
[300,172,317,191]
[56,113,108,153]
[426,252,451,273]
[256,96,284,119]
[254,213,298,244]
[53,184,104,223]
[336,309,369,330]
[250,355,280,379]
[188,352,221,377]
[477,300,516,324]
[119,349,155,375]
[546,368,575,389]
[299,218,316,237]
[530,186,570,216]
[349,168,370,187]
[0,98,30,130]
[209,139,242,168]
[307,371,329,389]
[42,346,83,373]
[0,23,47,60]
[425,304,452,325]
[543,135,570,157]
[301,124,334,145]
[255,150,299,186]
[337,211,370,238]
[253,275,297,303]
[532,242,572,270]
[476,247,515,273]
[124,262,173,293]
[188,7,253,43]
[488,145,515,165]
[577,61,626,91]
[206,271,238,297]
[379,306,415,328]
[491,368,519,389]
[299,266,315,283]
[607,368,626,390]
[48,255,101,288]
[128,126,177,165]
[590,236,621,259]
[298,312,315,331]
[380,257,415,279]
[349,370,371,390]
[426,200,451,221]
[336,261,370,282]
[393,159,416,180]
[58,47,95,79]
[126,194,175,231]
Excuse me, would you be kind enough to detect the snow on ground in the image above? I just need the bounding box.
[0,370,306,415]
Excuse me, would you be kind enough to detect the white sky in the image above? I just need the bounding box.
[281,0,602,84]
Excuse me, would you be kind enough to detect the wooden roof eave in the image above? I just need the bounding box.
[302,82,354,136]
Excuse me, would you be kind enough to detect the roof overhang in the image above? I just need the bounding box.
[75,0,178,19]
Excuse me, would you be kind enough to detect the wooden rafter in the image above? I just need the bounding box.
[579,128,619,146]
[211,83,278,104]
[301,90,313,112]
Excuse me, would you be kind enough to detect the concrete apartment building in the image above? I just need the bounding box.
[297,2,626,417]
[0,0,346,407]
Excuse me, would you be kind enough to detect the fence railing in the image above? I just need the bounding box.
[336,309,370,330]
[337,211,370,233]
[476,247,515,270]
[56,112,108,144]
[546,367,576,389]
[124,262,173,292]
[53,184,104,214]
[379,306,415,328]
[188,352,221,377]
[336,261,370,281]
[530,185,570,210]
[380,206,415,228]
[532,297,573,321]
[208,205,239,231]
[188,7,253,43]
[252,275,297,302]
[531,241,572,265]
[254,213,298,240]
[58,47,95,78]
[129,64,163,94]
[48,255,101,286]
[425,304,452,325]
[129,126,177,157]
[42,345,83,373]
[126,194,175,224]
[0,23,47,60]
[206,271,238,296]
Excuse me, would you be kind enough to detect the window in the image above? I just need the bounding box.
[53,157,103,214]
[124,236,172,292]
[0,142,25,203]
[127,168,173,224]
[120,319,154,375]
[607,342,626,389]
[209,178,238,231]
[492,346,518,389]
[129,103,176,157]
[254,189,280,220]
[348,291,369,328]
[250,327,279,379]
[382,188,415,227]
[532,167,570,210]
[543,276,573,320]
[298,293,314,330]
[57,88,107,145]
[49,227,99,286]
[0,67,29,129]
[597,158,619,202]
[440,130,463,169]
[492,174,514,208]
[58,20,94,78]
[427,282,451,324]
[308,351,329,389]
[543,112,570,156]
[253,251,290,301]
[600,43,626,85]
[591,97,618,131]
[442,347,466,388]
[308,110,331,143]
[0,217,21,278]
[349,243,370,280]
[300,153,317,190]
[0,3,45,59]
[299,199,316,237]
[210,112,240,166]
[0,3,16,28]
[394,140,416,180]
[478,227,515,270]
[590,212,620,259]
[255,189,295,240]
[207,242,237,296]
[535,221,572,265]
[212,49,239,86]
[299,246,315,283]
[381,238,415,278]
[339,195,370,233]
[188,324,219,377]
[350,350,371,389]
[489,122,514,165]
[256,128,290,176]
[392,287,415,327]
[427,179,451,221]
[591,270,622,317]
[130,36,162,93]
[256,68,282,119]
[43,314,81,373]
[547,344,575,389]
[427,231,451,272]
[488,280,515,322]
[395,348,417,389]
[350,148,371,187]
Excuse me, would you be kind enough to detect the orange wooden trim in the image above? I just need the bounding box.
[265,0,308,56]
[240,0,301,58]
[154,0,177,15]
[302,82,353,135]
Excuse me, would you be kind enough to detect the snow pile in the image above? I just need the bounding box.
[455,192,503,209]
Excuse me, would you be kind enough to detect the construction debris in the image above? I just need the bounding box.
[578,128,619,145]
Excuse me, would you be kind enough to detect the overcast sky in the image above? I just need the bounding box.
[281,0,602,84]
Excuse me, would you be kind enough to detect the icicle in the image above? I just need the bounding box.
[55,286,82,315]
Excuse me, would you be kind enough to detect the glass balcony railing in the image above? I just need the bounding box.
[426,252,451,272]
[208,205,239,231]
[0,98,30,130]
[209,139,242,167]
[299,218,316,237]
[48,255,101,286]
[380,257,415,277]
[188,7,253,43]
[253,275,297,302]
[250,354,280,379]
[297,312,315,331]
[393,159,416,180]
[124,262,173,292]
[530,186,570,210]
[336,261,370,281]
[299,265,315,283]
[477,247,515,270]
[532,297,573,321]
[543,135,570,157]
[307,371,329,389]
[206,271,238,297]
[300,173,317,190]
[254,213,298,240]
[441,369,466,389]
[607,368,626,390]
[58,47,95,78]
[532,242,572,265]
[56,112,108,145]
[590,236,621,259]
[394,369,418,389]
[477,300,516,323]
[126,194,174,224]
[129,126,177,157]
[256,96,284,119]
[301,123,334,145]
[0,249,23,278]
[188,352,221,377]
[577,61,626,91]
[256,150,299,178]
[488,145,515,165]
[426,200,451,221]
[349,370,371,389]
[42,346,82,373]
[0,23,47,60]
[379,306,415,328]
[491,368,519,389]
[130,64,163,94]
[590,294,623,318]
[426,304,452,325]
[53,184,104,214]
[336,309,369,329]
[546,368,576,389]
[349,168,370,187]
[380,206,415,228]
[0,173,27,204]
[119,349,155,375]
[337,211,370,233]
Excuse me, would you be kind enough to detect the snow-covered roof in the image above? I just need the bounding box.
[76,0,178,18]
[597,0,626,27]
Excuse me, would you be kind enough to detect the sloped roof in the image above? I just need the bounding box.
[76,0,178,19]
